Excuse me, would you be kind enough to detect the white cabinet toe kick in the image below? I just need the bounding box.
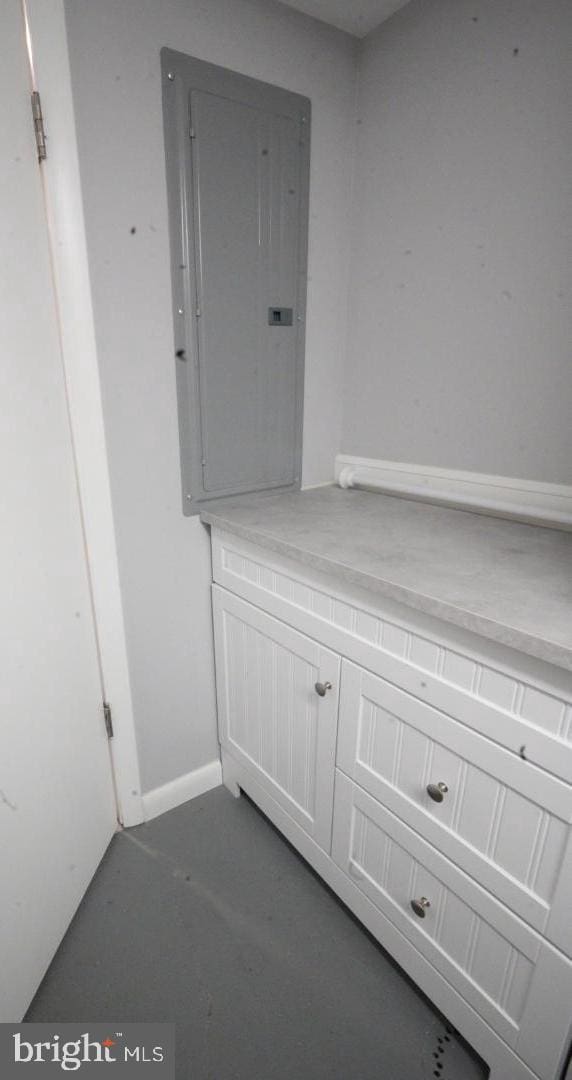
[209,527,572,1080]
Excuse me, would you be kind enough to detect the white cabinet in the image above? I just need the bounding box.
[213,586,340,851]
[210,529,572,1080]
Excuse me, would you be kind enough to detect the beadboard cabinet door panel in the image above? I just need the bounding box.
[331,773,572,1080]
[337,662,572,953]
[213,586,340,851]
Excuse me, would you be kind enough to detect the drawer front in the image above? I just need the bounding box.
[337,661,572,953]
[212,529,572,784]
[212,586,340,851]
[332,772,572,1078]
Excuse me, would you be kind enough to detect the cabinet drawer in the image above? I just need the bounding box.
[337,661,572,953]
[213,586,340,851]
[332,772,572,1079]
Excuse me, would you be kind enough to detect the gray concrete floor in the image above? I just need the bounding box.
[27,786,487,1079]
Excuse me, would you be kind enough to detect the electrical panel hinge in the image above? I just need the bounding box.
[103,701,114,739]
[31,91,47,162]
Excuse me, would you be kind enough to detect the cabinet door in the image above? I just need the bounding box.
[213,586,340,850]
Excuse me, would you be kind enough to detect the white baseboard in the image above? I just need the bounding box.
[335,454,572,529]
[300,480,336,491]
[141,758,222,823]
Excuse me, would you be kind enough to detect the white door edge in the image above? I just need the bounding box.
[24,0,143,826]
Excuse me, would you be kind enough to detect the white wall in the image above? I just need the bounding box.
[343,0,572,483]
[64,0,357,794]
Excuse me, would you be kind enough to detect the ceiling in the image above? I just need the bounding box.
[277,0,412,38]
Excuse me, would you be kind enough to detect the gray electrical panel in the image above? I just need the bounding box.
[161,50,311,513]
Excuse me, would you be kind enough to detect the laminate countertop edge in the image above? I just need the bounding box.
[200,487,572,675]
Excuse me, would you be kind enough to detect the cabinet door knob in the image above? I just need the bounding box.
[411,896,431,918]
[427,781,449,803]
[314,681,332,697]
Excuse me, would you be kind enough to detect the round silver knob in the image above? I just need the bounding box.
[411,896,431,918]
[314,681,332,697]
[427,781,449,803]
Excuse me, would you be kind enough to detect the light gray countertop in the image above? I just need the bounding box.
[200,486,572,673]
